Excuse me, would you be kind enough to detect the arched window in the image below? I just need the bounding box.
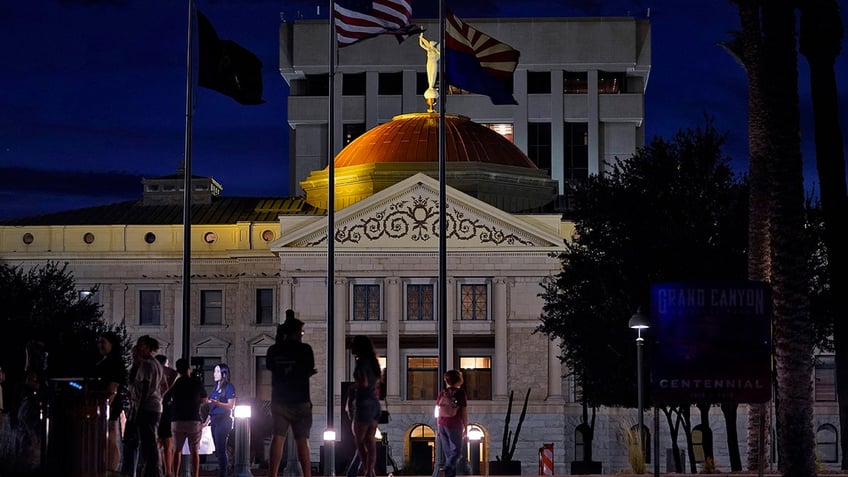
[575,423,591,461]
[629,424,651,464]
[816,423,838,463]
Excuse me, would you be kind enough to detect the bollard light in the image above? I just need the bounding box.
[233,404,253,477]
[234,404,252,419]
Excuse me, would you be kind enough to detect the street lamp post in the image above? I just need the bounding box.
[629,309,650,459]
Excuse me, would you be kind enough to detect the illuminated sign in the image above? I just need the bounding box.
[650,281,772,403]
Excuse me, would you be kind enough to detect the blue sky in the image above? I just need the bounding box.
[1,0,846,220]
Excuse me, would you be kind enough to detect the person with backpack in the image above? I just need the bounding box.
[436,369,467,477]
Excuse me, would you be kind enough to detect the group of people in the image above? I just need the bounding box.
[91,309,468,477]
[95,333,235,477]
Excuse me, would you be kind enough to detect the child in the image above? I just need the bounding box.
[436,369,467,477]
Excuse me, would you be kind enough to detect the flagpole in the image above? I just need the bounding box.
[326,1,337,475]
[437,0,447,388]
[181,0,195,361]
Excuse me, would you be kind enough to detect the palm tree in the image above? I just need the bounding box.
[799,1,848,468]
[761,2,817,476]
[723,1,772,470]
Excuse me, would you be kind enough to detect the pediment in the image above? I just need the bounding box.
[270,173,565,251]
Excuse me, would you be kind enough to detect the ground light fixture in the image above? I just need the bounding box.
[233,404,253,477]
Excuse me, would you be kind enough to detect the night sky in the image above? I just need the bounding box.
[1,0,846,221]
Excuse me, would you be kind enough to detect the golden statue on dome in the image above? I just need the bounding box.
[418,33,440,112]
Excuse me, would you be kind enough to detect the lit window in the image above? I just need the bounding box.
[407,356,438,400]
[353,284,381,321]
[139,290,161,326]
[459,356,492,400]
[201,290,223,325]
[598,71,626,94]
[482,123,513,143]
[563,71,587,94]
[203,232,217,244]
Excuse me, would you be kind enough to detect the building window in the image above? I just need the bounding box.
[598,71,626,94]
[343,123,366,146]
[407,356,438,400]
[262,229,275,242]
[459,356,491,400]
[256,288,274,324]
[190,357,221,394]
[300,74,329,96]
[459,284,488,321]
[144,232,157,244]
[482,123,513,143]
[343,72,366,95]
[563,71,587,94]
[203,232,217,244]
[564,122,589,191]
[816,424,838,463]
[379,72,403,95]
[256,356,272,401]
[691,426,705,463]
[139,290,161,326]
[79,290,100,304]
[353,284,381,321]
[527,71,551,94]
[815,355,836,401]
[575,424,591,461]
[83,232,95,244]
[22,233,34,244]
[201,290,223,325]
[528,122,552,172]
[407,284,434,321]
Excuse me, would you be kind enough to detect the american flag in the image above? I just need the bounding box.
[334,0,414,48]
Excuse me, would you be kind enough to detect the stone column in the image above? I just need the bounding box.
[493,277,508,399]
[385,277,401,399]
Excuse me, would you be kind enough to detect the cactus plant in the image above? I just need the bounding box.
[497,388,530,462]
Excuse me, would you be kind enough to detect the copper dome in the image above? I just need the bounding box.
[334,113,538,169]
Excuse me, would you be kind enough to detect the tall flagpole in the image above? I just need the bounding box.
[326,1,337,475]
[437,0,447,394]
[181,0,195,361]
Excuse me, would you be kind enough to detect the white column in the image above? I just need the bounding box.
[493,277,508,399]
[446,278,456,367]
[334,278,348,401]
[385,278,401,399]
[551,69,565,195]
[281,278,295,322]
[587,69,600,176]
[547,339,563,400]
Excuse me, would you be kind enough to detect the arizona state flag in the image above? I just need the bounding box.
[197,11,264,105]
[444,12,519,105]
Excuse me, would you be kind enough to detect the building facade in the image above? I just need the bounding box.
[280,16,651,207]
[1,13,840,476]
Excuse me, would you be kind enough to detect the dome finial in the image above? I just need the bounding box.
[419,33,440,113]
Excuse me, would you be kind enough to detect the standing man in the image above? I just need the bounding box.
[267,310,317,477]
[127,335,166,477]
[167,358,207,477]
